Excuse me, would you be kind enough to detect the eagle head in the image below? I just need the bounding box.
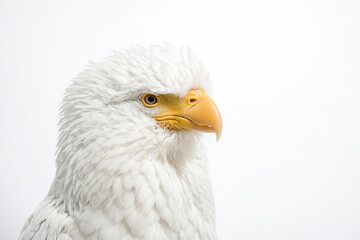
[58,44,222,170]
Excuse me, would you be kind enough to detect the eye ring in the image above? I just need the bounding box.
[141,94,159,107]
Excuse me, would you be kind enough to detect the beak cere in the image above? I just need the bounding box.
[153,89,223,140]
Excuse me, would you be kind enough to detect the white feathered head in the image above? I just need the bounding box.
[56,44,222,182]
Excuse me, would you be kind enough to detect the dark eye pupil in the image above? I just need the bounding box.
[148,96,155,102]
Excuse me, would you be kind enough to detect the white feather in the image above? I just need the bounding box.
[20,44,216,240]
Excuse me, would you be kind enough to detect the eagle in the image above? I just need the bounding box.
[20,44,222,240]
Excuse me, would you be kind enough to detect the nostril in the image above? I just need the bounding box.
[189,98,197,104]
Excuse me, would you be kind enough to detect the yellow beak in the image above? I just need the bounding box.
[153,89,222,140]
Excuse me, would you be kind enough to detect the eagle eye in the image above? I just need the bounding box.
[141,94,159,107]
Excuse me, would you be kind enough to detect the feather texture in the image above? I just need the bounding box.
[20,44,216,240]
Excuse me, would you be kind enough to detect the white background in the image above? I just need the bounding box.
[1,0,360,239]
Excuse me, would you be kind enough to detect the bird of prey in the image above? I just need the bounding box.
[20,44,222,240]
